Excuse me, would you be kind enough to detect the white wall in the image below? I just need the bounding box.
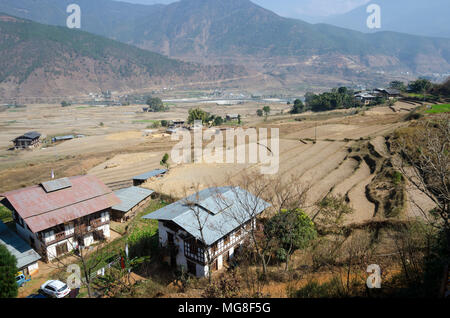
[157,221,247,278]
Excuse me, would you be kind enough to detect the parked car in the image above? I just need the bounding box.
[26,293,47,298]
[40,280,71,298]
[15,272,31,287]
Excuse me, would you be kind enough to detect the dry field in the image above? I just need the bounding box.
[0,100,433,225]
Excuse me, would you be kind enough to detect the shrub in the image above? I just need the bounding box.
[0,244,18,298]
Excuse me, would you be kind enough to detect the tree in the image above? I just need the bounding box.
[256,109,263,117]
[161,120,169,127]
[265,209,317,271]
[187,108,209,124]
[160,153,170,169]
[237,114,241,125]
[390,81,407,92]
[0,244,18,298]
[394,116,450,252]
[61,101,71,107]
[146,97,168,112]
[290,99,305,114]
[262,106,271,117]
[408,78,433,95]
[213,116,224,126]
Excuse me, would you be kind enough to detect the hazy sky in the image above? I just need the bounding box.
[120,0,371,17]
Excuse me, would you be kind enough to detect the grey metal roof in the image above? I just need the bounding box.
[13,131,41,141]
[0,221,41,269]
[112,187,154,212]
[143,187,271,246]
[53,135,74,141]
[133,169,168,181]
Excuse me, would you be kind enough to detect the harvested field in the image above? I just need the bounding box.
[0,101,436,226]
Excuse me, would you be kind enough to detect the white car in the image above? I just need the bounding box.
[40,280,71,298]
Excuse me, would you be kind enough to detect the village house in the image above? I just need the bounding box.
[226,114,239,121]
[143,187,270,277]
[0,175,120,261]
[12,131,41,149]
[111,186,154,223]
[354,92,377,105]
[0,221,41,276]
[133,169,168,186]
[374,88,402,100]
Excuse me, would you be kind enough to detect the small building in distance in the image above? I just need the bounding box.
[111,187,154,223]
[143,187,270,277]
[354,92,377,105]
[0,221,41,276]
[374,88,402,100]
[226,114,239,121]
[52,135,74,143]
[12,131,41,149]
[133,169,168,186]
[0,175,120,261]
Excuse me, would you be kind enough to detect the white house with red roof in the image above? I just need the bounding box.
[0,175,121,261]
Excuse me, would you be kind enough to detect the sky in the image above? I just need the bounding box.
[120,0,371,18]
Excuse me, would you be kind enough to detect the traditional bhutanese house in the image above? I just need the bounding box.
[226,114,239,121]
[354,92,377,105]
[12,131,41,149]
[0,175,121,261]
[374,88,402,100]
[143,187,270,277]
[0,221,41,276]
[132,169,168,186]
[111,187,154,223]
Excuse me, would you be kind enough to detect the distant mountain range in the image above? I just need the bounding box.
[322,0,450,39]
[0,14,244,99]
[1,0,449,72]
[1,0,450,98]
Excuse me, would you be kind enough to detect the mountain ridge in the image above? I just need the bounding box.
[0,13,245,99]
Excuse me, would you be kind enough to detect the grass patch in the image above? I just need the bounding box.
[425,104,450,114]
[0,205,13,223]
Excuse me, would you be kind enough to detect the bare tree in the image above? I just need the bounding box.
[182,184,217,283]
[394,115,450,250]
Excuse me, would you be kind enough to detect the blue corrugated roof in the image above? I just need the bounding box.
[133,169,168,181]
[0,221,41,269]
[112,186,154,212]
[142,187,270,245]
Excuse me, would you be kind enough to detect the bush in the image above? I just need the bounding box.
[0,244,18,298]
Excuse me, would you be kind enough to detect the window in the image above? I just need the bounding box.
[224,235,230,246]
[55,242,68,256]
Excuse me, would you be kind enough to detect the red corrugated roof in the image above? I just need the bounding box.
[0,175,121,233]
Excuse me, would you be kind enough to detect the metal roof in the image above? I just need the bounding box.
[143,187,270,246]
[14,131,41,141]
[0,175,121,233]
[0,221,41,269]
[112,187,154,212]
[133,169,168,181]
[41,177,72,193]
[53,135,74,141]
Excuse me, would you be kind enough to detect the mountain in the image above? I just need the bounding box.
[323,0,450,39]
[2,0,449,77]
[0,13,244,99]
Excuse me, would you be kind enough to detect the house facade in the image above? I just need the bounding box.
[111,186,154,222]
[143,187,270,277]
[12,131,41,149]
[0,175,120,261]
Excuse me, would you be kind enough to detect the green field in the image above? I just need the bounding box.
[425,104,450,114]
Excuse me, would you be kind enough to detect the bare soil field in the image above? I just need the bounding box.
[0,101,435,226]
